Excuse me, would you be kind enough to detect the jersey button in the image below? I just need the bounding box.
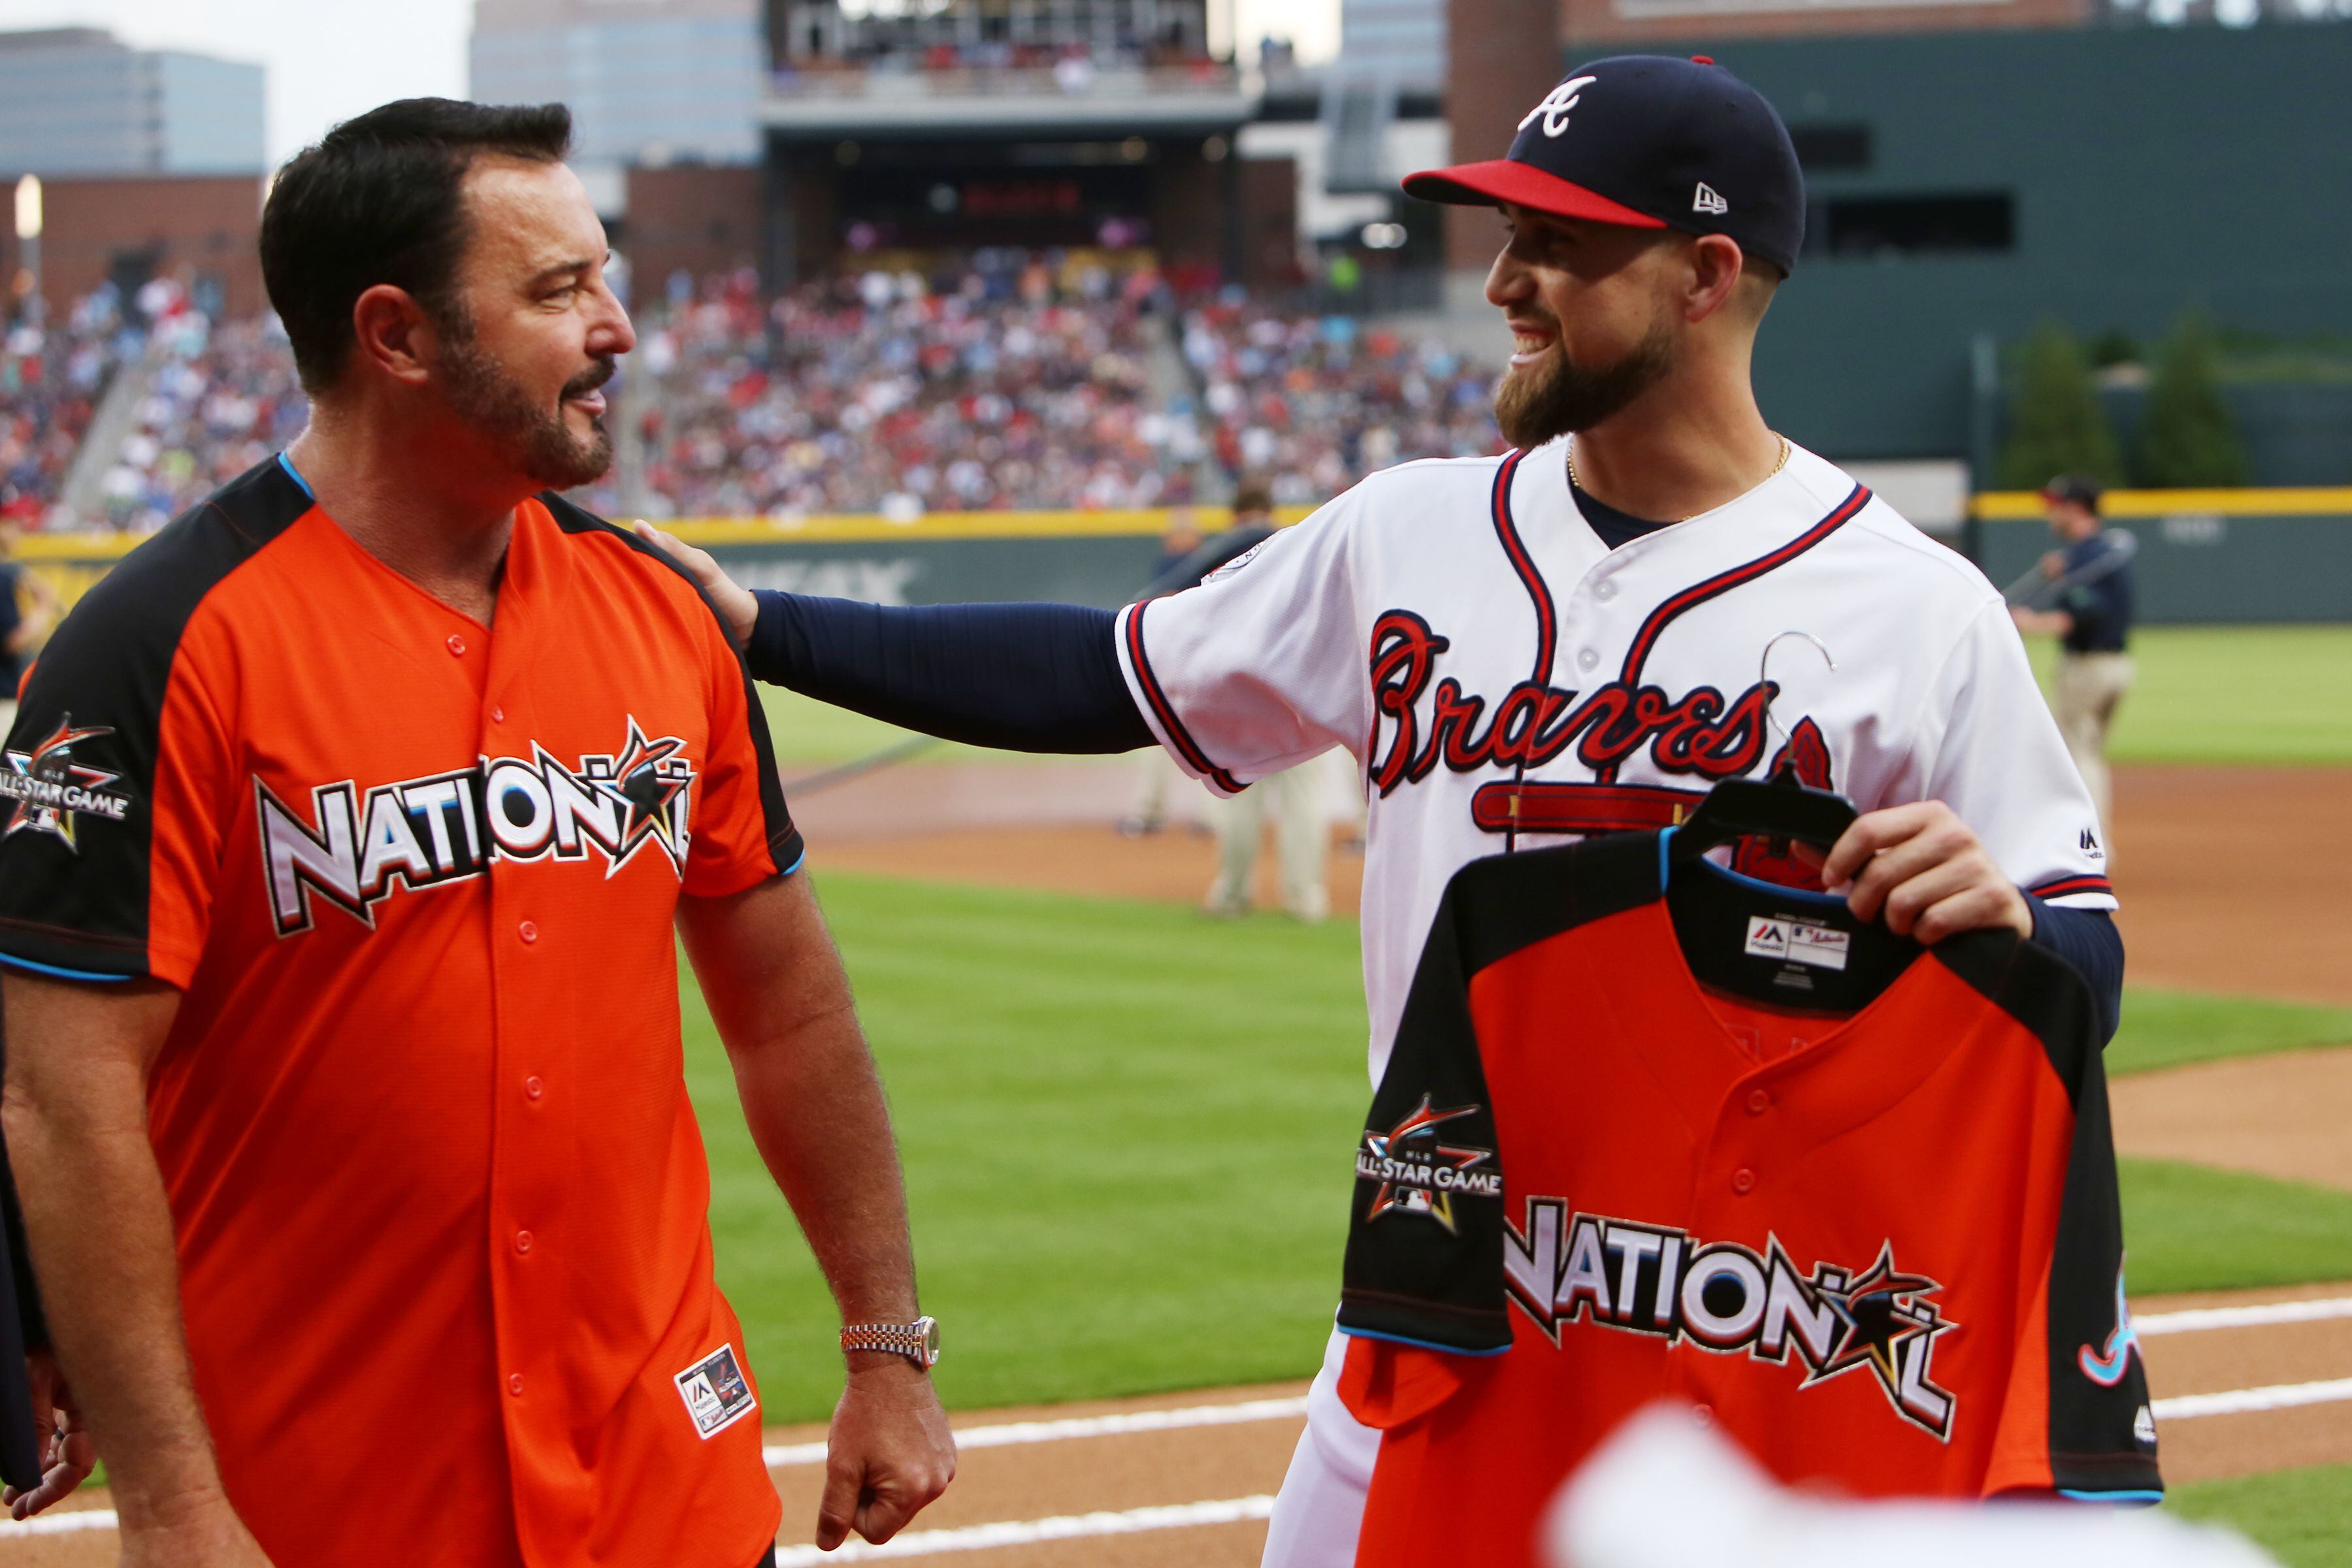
[507,1373,525,1397]
[490,704,506,724]
[518,920,538,944]
[1576,647,1599,672]
[1593,580,1618,602]
[447,634,466,657]
[1732,1168,1757,1194]
[514,1230,533,1256]
[1746,1088,1771,1115]
[525,1075,544,1101]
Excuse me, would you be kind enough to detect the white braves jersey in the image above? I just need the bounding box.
[1115,436,2114,1082]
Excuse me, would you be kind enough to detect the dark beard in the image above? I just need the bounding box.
[440,331,616,491]
[1492,322,1676,449]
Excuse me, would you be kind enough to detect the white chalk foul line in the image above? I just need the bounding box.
[0,1509,116,1536]
[762,1395,1310,1469]
[2135,1296,2352,1337]
[770,1495,1275,1565]
[7,1371,2349,1548]
[2152,1375,2352,1420]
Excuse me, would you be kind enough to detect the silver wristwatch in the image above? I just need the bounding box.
[840,1315,939,1370]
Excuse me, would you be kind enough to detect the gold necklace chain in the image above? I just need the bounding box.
[1567,434,1791,523]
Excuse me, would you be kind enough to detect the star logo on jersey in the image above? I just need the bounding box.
[602,719,693,872]
[1806,1242,1957,1419]
[1358,1095,1501,1233]
[0,715,135,852]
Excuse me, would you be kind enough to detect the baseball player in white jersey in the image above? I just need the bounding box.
[643,53,2119,1568]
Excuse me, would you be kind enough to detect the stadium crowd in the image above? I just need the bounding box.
[99,290,309,532]
[632,261,1201,517]
[0,259,1502,528]
[1183,297,1503,506]
[0,282,140,523]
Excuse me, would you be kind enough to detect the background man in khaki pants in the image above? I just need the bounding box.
[2012,474,2136,860]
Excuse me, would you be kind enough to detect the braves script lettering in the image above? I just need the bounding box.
[1367,611,1777,797]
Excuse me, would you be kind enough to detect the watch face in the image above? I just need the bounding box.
[919,1316,941,1364]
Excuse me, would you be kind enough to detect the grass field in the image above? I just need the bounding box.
[2110,990,2352,1077]
[690,875,1367,1420]
[2170,1463,2352,1567]
[2020,625,2352,764]
[685,872,2352,1422]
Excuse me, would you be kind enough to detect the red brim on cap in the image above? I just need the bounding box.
[1401,159,1666,229]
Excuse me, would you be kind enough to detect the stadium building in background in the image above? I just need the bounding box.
[470,0,766,217]
[0,27,265,318]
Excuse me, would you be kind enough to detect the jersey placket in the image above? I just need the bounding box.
[472,535,595,1560]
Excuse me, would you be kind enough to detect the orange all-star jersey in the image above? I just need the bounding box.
[1336,831,2159,1568]
[0,456,803,1567]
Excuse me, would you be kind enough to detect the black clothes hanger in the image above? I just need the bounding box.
[1667,631,1857,866]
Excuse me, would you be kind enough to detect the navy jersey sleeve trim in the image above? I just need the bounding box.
[540,493,802,877]
[747,593,1150,755]
[0,457,309,982]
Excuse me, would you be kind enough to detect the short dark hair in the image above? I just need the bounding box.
[261,99,572,395]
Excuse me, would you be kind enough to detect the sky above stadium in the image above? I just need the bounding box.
[0,0,1341,167]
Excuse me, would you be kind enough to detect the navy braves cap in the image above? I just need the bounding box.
[1403,56,1806,276]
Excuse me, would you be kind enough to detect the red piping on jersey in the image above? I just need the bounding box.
[1125,600,1245,794]
[1487,449,1550,685]
[2029,873,2115,900]
[1487,448,1543,852]
[1597,482,1872,785]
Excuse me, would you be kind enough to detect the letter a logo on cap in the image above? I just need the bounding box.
[1693,182,1729,215]
[1519,75,1599,138]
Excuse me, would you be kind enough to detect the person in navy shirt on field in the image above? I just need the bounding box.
[2012,475,2135,860]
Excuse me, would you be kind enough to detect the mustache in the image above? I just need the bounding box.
[563,357,617,400]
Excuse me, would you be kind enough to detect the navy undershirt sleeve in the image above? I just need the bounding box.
[2024,895,2125,1045]
[746,591,1152,754]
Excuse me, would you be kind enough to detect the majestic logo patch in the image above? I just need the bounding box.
[673,1343,758,1439]
[1359,1095,1500,1233]
[1518,75,1598,139]
[1504,1200,1960,1439]
[2080,826,2105,860]
[1,715,134,852]
[256,718,695,936]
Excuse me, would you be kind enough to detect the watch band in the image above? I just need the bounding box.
[840,1315,939,1369]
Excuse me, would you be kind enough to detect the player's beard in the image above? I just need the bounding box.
[1492,319,1677,449]
[439,327,617,492]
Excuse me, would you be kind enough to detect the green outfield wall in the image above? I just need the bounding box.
[16,492,2349,624]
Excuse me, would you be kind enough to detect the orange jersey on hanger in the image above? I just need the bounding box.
[1337,832,2157,1568]
[0,457,800,1567]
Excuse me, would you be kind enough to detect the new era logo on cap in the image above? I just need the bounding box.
[1401,55,1808,276]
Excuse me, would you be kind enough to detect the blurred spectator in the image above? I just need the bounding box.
[0,283,139,522]
[1184,295,1501,505]
[101,290,308,532]
[637,261,1190,519]
[0,509,59,723]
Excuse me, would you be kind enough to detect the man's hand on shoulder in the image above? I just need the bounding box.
[815,1358,955,1550]
[1818,800,2033,945]
[632,521,757,652]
